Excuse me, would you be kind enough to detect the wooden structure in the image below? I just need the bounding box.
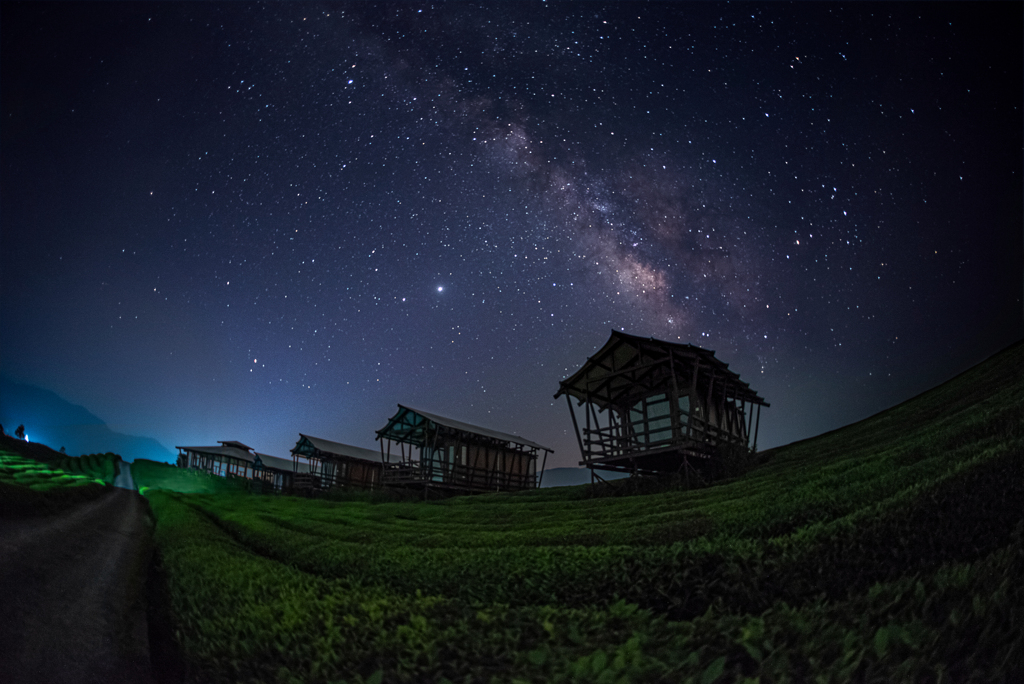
[376,405,551,494]
[554,331,769,478]
[176,440,310,491]
[289,434,383,490]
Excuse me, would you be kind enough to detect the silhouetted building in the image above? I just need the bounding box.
[290,434,382,490]
[555,331,768,478]
[176,440,308,491]
[376,405,551,495]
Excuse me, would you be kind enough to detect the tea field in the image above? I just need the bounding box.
[0,441,118,516]
[133,457,249,496]
[147,341,1024,683]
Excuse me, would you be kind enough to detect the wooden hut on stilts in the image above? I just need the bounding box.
[376,405,551,497]
[176,440,309,492]
[290,434,383,492]
[555,331,768,484]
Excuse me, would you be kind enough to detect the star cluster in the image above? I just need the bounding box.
[1,3,1020,465]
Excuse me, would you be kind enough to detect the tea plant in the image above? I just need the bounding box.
[0,449,111,516]
[146,340,1024,681]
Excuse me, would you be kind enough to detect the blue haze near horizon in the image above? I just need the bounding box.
[0,377,175,463]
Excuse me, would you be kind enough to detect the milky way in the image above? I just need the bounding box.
[1,3,1020,466]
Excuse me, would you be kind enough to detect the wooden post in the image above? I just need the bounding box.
[427,421,439,484]
[669,352,681,441]
[566,394,586,463]
[704,366,715,444]
[753,404,761,453]
[471,443,483,490]
[715,378,725,439]
[689,357,700,440]
[746,400,754,447]
[592,402,603,455]
[643,396,652,449]
[584,388,592,457]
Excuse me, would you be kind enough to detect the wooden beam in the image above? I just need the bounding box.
[753,403,761,452]
[565,393,586,463]
[746,400,755,447]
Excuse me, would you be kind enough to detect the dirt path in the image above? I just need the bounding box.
[114,461,137,490]
[0,488,155,684]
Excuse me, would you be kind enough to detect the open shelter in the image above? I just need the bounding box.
[555,331,768,478]
[289,434,383,490]
[376,405,551,494]
[176,440,308,491]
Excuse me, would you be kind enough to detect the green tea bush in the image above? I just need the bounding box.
[148,490,1023,683]
[0,450,111,516]
[177,439,1021,623]
[57,451,120,484]
[132,458,249,494]
[146,340,1024,681]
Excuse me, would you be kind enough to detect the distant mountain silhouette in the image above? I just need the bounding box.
[0,377,174,462]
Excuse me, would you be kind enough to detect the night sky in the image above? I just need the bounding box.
[2,2,1021,467]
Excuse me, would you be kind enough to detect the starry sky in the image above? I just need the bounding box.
[2,2,1021,467]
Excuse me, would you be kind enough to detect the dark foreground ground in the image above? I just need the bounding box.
[0,487,154,684]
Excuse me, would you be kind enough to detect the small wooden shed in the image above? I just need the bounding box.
[375,405,551,494]
[554,331,768,478]
[290,434,383,490]
[176,440,309,491]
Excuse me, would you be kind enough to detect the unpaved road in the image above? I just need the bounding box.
[114,462,138,491]
[0,485,155,684]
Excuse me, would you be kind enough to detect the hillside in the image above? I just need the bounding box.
[132,458,247,495]
[0,432,66,465]
[0,377,175,463]
[144,340,1024,682]
[0,436,122,517]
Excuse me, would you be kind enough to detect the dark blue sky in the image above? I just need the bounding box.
[2,2,1021,467]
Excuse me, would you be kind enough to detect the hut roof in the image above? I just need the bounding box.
[376,404,552,454]
[218,440,253,451]
[292,434,381,463]
[554,330,769,410]
[255,452,311,474]
[177,444,253,460]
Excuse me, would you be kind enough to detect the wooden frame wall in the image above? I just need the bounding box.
[293,441,381,491]
[558,335,767,476]
[378,416,547,494]
[177,448,295,491]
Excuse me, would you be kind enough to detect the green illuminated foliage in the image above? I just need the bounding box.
[58,452,119,484]
[143,340,1024,681]
[132,458,249,494]
[0,449,111,516]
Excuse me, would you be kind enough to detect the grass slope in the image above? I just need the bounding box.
[0,435,117,516]
[146,340,1024,683]
[132,458,249,495]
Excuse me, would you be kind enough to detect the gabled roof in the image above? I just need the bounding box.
[178,444,254,460]
[255,452,310,474]
[218,440,253,451]
[555,330,768,409]
[292,434,381,463]
[376,405,552,453]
